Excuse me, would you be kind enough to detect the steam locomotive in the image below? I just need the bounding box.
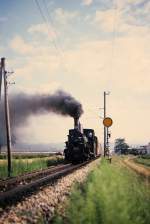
[64,118,100,163]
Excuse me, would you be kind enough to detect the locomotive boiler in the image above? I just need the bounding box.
[64,117,99,163]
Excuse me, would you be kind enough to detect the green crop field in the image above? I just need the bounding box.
[134,156,150,167]
[0,153,62,160]
[53,157,150,224]
[0,155,64,179]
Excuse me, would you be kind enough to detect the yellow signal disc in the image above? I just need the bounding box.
[103,117,113,127]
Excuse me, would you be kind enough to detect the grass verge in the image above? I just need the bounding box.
[53,158,150,224]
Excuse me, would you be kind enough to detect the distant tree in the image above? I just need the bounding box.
[114,138,129,154]
[11,134,16,146]
[0,136,3,154]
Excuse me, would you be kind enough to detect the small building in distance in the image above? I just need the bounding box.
[146,143,150,154]
[128,145,147,155]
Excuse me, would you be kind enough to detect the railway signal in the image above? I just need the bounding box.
[103,117,113,157]
[103,117,113,127]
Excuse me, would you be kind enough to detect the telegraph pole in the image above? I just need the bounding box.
[103,91,110,157]
[1,58,12,177]
[0,60,2,100]
[104,92,106,156]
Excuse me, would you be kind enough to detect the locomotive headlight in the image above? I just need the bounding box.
[74,147,80,151]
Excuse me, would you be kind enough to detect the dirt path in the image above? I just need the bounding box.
[123,157,150,181]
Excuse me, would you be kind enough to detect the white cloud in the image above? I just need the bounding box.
[11,82,61,95]
[64,35,150,92]
[54,8,78,25]
[14,53,61,82]
[28,23,49,35]
[93,9,123,32]
[9,35,62,89]
[10,35,34,55]
[28,23,57,38]
[64,40,112,80]
[115,0,150,27]
[82,0,93,6]
[92,3,150,36]
[114,0,145,10]
[9,34,60,57]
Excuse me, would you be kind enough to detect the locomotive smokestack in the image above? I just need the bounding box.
[74,117,79,129]
[74,117,83,132]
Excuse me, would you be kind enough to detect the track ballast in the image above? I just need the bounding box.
[0,157,100,209]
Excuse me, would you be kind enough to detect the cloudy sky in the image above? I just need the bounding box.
[0,0,150,146]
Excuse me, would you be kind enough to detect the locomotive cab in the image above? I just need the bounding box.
[83,129,97,158]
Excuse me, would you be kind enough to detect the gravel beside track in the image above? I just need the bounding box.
[0,158,101,223]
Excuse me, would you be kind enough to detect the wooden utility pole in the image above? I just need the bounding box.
[103,91,110,157]
[1,58,12,177]
[0,60,2,100]
[104,92,106,156]
[0,61,2,155]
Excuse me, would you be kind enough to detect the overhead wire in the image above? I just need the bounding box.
[42,0,70,73]
[34,0,61,53]
[34,0,70,73]
[110,0,119,76]
[42,0,64,56]
[105,0,119,96]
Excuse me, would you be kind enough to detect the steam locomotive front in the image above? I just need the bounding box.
[64,118,89,163]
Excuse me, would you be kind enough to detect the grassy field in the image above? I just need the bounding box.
[0,153,61,160]
[0,155,64,179]
[53,157,150,224]
[134,156,150,167]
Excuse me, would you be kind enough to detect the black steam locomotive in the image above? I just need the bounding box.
[64,118,99,163]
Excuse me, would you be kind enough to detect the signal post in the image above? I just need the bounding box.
[103,117,113,157]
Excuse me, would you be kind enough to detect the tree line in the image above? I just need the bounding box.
[114,138,129,154]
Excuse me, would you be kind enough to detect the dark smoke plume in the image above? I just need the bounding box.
[0,90,83,146]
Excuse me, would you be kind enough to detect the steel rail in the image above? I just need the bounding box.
[0,158,100,208]
[0,163,71,192]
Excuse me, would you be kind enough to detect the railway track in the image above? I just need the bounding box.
[0,163,71,192]
[0,157,100,208]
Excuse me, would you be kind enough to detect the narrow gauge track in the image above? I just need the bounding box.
[0,163,71,192]
[0,157,100,208]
